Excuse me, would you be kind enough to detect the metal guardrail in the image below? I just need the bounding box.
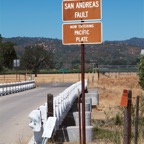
[0,80,36,96]
[28,80,87,144]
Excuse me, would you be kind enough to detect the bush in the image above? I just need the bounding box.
[138,55,144,89]
[114,113,122,126]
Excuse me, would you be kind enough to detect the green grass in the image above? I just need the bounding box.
[93,127,121,144]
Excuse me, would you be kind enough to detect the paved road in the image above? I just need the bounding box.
[0,83,73,144]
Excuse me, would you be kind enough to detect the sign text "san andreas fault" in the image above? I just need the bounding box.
[63,0,101,21]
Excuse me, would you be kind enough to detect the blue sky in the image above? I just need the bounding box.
[0,0,144,41]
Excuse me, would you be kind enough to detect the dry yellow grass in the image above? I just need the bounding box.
[0,73,97,83]
[96,72,141,110]
[0,74,26,83]
[34,73,98,84]
[89,72,142,120]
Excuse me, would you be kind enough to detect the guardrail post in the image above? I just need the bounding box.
[47,94,53,118]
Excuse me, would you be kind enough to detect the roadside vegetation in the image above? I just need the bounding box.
[92,95,144,144]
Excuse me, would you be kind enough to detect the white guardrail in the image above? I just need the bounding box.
[0,80,36,96]
[28,80,87,144]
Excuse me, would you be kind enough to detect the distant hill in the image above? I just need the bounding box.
[105,37,144,47]
[3,37,144,69]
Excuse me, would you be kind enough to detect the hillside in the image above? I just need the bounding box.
[3,37,144,69]
[105,37,144,47]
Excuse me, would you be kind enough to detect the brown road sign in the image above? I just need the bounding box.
[62,22,102,45]
[62,0,102,21]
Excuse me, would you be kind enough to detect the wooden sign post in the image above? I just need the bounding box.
[62,1,102,143]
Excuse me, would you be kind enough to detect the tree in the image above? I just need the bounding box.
[0,35,17,71]
[0,34,2,43]
[21,45,54,77]
[0,34,3,71]
[138,55,144,89]
[1,42,17,69]
[0,48,4,72]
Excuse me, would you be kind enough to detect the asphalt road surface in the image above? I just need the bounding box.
[0,82,73,144]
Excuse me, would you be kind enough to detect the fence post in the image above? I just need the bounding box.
[123,90,132,144]
[134,96,139,144]
[47,94,53,118]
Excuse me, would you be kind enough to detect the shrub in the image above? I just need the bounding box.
[138,55,144,89]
